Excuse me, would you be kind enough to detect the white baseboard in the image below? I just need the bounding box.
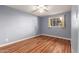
[0,34,71,47]
[40,34,71,40]
[0,35,40,47]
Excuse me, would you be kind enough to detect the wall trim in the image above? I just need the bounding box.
[40,34,71,40]
[0,34,71,47]
[0,35,40,47]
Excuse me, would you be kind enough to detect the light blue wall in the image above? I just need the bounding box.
[0,6,39,45]
[71,6,79,53]
[77,6,79,53]
[39,11,71,39]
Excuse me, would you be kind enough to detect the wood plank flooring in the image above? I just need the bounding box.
[0,35,71,53]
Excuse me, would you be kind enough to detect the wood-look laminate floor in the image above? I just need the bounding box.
[0,35,71,53]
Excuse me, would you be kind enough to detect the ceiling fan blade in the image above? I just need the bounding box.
[44,9,48,12]
[44,5,48,7]
[32,9,39,12]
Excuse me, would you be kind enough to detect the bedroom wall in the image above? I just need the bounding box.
[71,5,79,53]
[77,6,79,53]
[0,6,39,45]
[39,11,71,39]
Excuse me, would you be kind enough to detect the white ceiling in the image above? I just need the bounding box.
[7,5,72,16]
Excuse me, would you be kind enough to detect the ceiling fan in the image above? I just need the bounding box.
[32,5,49,13]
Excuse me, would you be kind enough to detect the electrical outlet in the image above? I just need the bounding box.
[5,38,9,42]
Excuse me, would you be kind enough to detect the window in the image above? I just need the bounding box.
[48,15,64,28]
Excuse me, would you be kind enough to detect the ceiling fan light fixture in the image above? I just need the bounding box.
[32,5,48,13]
[39,9,44,13]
